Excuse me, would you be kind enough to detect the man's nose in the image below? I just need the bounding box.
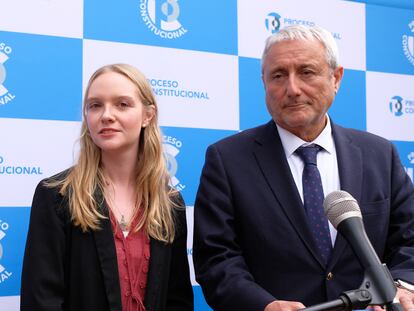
[286,75,301,97]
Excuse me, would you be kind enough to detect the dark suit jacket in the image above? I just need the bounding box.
[21,173,194,311]
[193,120,414,311]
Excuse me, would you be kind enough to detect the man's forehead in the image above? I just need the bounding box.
[265,41,326,64]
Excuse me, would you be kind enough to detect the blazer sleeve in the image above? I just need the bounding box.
[20,181,67,311]
[166,193,194,310]
[385,143,414,282]
[193,144,276,311]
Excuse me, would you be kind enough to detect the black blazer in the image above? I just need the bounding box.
[21,173,194,311]
[193,120,414,311]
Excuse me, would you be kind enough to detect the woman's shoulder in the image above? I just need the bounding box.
[44,167,73,183]
[33,168,73,215]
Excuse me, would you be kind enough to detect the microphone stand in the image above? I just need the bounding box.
[301,289,372,311]
[302,264,404,311]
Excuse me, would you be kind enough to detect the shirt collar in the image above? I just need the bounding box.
[275,116,334,158]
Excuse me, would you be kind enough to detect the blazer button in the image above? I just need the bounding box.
[327,272,334,281]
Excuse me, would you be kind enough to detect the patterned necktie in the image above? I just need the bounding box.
[295,145,332,265]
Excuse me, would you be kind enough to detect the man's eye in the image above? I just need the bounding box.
[273,73,283,79]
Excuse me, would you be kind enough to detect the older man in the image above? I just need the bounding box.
[193,25,414,311]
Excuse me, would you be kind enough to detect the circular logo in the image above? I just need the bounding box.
[389,96,404,117]
[402,21,414,66]
[165,152,178,177]
[265,13,281,34]
[163,136,186,190]
[140,0,188,39]
[408,151,414,164]
[0,63,6,85]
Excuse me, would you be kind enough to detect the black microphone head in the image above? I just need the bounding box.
[323,190,362,228]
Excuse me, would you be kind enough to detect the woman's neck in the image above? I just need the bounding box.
[101,149,137,187]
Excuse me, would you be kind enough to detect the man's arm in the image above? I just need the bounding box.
[193,144,297,311]
[385,144,414,281]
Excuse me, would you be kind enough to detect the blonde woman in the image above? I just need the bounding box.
[21,64,194,311]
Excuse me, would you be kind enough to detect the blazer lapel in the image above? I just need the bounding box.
[93,195,122,311]
[253,121,327,268]
[144,238,168,311]
[328,122,363,268]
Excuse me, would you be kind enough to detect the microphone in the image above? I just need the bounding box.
[323,190,397,306]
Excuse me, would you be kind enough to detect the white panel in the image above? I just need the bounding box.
[0,296,19,311]
[238,0,366,71]
[82,39,239,131]
[0,118,81,206]
[366,71,414,141]
[0,0,83,38]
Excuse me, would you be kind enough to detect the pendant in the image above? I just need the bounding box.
[119,215,128,231]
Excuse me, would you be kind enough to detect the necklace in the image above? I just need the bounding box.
[117,212,129,232]
[104,181,130,232]
[109,197,129,231]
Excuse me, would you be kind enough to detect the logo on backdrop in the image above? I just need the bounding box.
[402,20,414,66]
[389,95,414,117]
[406,152,414,183]
[0,42,16,107]
[408,152,414,164]
[163,136,186,191]
[264,13,342,40]
[148,78,210,100]
[0,220,13,284]
[265,13,281,34]
[0,155,43,175]
[139,0,188,39]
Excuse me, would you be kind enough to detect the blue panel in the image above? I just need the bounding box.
[239,57,269,131]
[366,5,414,75]
[161,127,237,206]
[0,32,82,121]
[0,207,30,296]
[329,69,366,131]
[193,285,213,311]
[392,140,414,184]
[347,0,414,10]
[84,0,238,55]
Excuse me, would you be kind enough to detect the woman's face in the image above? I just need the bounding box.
[85,71,154,156]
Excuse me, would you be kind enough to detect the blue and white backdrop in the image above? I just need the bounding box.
[1,0,414,309]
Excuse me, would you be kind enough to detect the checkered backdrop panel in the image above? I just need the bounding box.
[1,0,414,309]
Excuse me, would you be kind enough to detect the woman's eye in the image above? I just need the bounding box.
[118,102,130,108]
[87,103,100,110]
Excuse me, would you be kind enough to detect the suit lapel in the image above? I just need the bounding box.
[328,122,363,268]
[93,195,122,311]
[252,121,326,268]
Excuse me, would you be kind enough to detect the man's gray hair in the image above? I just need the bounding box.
[261,25,340,72]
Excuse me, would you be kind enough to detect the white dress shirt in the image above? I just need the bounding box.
[275,117,340,245]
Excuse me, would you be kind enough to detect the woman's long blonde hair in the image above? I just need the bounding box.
[49,64,177,243]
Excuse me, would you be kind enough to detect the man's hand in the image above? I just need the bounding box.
[397,287,414,311]
[366,288,414,311]
[264,300,305,311]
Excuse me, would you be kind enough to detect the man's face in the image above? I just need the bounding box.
[262,39,343,141]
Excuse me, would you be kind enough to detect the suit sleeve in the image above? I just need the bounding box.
[166,193,194,310]
[20,181,67,311]
[193,144,276,311]
[385,143,414,282]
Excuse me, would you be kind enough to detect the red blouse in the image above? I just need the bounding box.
[110,211,150,311]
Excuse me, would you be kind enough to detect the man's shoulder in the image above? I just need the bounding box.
[212,121,273,149]
[334,123,392,148]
